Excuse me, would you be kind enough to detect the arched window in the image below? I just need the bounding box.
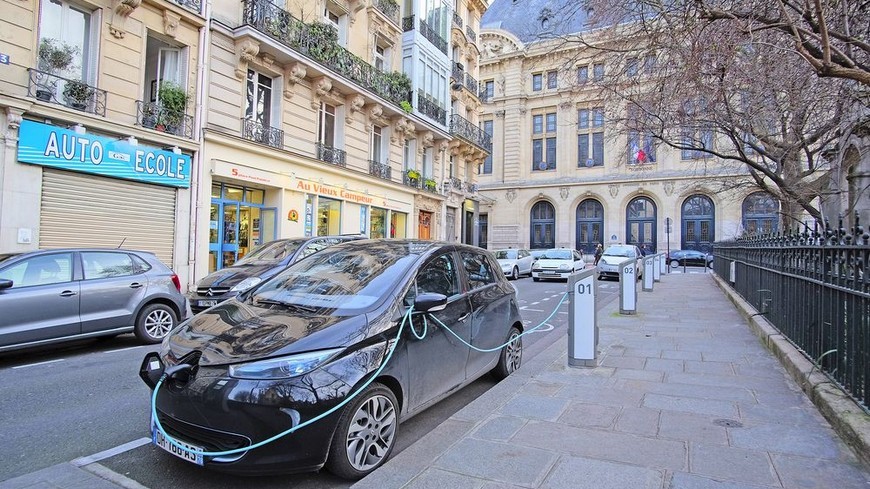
[626,197,656,252]
[530,201,555,249]
[682,194,715,252]
[576,199,603,254]
[742,192,779,235]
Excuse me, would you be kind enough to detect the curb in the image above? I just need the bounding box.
[711,273,870,469]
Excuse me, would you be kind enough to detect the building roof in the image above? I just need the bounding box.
[481,0,590,44]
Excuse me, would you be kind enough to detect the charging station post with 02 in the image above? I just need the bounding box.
[619,258,638,315]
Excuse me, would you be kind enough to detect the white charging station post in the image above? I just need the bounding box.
[642,255,655,292]
[620,258,637,315]
[653,253,662,282]
[568,268,597,367]
[659,253,666,276]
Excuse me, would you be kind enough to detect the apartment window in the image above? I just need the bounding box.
[484,80,494,99]
[593,63,604,81]
[422,147,434,177]
[404,139,416,171]
[625,57,638,77]
[627,131,657,165]
[547,70,557,89]
[681,127,713,160]
[323,7,347,46]
[532,73,542,91]
[371,126,384,163]
[318,103,336,147]
[144,36,185,105]
[578,106,604,167]
[578,109,589,129]
[532,112,557,171]
[592,107,604,127]
[38,0,96,86]
[245,69,274,127]
[374,45,386,70]
[481,120,493,174]
[577,66,588,84]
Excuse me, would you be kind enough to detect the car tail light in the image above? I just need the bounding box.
[171,273,181,292]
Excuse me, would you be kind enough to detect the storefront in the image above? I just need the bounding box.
[14,120,191,265]
[209,183,277,271]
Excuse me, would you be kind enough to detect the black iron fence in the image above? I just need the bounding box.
[452,12,463,29]
[28,68,106,116]
[241,118,283,148]
[417,90,446,126]
[316,142,347,167]
[417,17,448,53]
[464,72,479,95]
[449,113,492,152]
[138,101,194,139]
[368,160,391,180]
[712,218,869,411]
[465,25,477,43]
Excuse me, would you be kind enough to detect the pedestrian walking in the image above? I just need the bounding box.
[593,243,603,266]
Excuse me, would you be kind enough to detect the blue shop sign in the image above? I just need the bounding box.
[17,120,191,188]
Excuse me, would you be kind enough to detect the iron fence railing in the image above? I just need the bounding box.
[374,0,400,25]
[137,101,194,139]
[243,0,412,108]
[478,85,491,102]
[173,0,202,14]
[464,72,479,95]
[417,90,446,126]
[451,63,464,82]
[712,217,869,412]
[418,17,448,53]
[28,68,106,116]
[241,118,283,148]
[449,113,492,152]
[465,25,477,43]
[402,15,415,32]
[368,160,391,180]
[316,142,347,167]
[453,12,463,28]
[402,170,421,189]
[449,176,463,191]
[467,181,478,193]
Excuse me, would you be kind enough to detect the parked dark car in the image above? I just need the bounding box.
[188,236,363,313]
[141,240,524,479]
[0,249,186,352]
[667,249,713,268]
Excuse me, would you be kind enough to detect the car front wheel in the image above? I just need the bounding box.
[492,326,522,380]
[671,260,680,268]
[511,267,519,280]
[134,303,177,344]
[327,383,399,480]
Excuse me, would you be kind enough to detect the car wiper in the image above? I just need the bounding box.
[254,298,318,313]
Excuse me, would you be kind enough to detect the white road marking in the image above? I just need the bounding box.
[558,311,569,315]
[12,358,65,369]
[541,298,550,301]
[72,437,151,466]
[531,302,540,305]
[528,323,555,333]
[521,308,544,312]
[104,346,144,354]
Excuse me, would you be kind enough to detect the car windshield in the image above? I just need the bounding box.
[235,240,306,266]
[604,246,635,257]
[495,250,517,260]
[539,250,572,260]
[250,242,418,315]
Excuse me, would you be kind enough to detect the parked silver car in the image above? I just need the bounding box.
[494,248,535,280]
[0,249,187,352]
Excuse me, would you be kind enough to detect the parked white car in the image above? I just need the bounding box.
[597,244,644,280]
[494,249,535,280]
[531,249,586,281]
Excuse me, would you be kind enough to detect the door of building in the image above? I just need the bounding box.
[576,199,604,254]
[209,184,276,272]
[530,201,555,249]
[419,211,432,239]
[626,196,656,253]
[681,194,715,253]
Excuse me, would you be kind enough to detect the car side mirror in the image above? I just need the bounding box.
[0,279,12,290]
[414,292,448,313]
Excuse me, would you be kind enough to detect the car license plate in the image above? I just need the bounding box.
[197,300,218,307]
[542,271,557,275]
[152,426,204,465]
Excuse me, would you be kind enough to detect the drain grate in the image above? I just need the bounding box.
[713,418,744,428]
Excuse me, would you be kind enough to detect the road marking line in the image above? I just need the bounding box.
[531,301,540,305]
[541,298,550,301]
[104,346,144,354]
[12,359,65,369]
[558,311,569,315]
[72,437,151,467]
[522,308,545,312]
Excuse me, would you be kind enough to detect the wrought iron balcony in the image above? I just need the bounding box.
[137,101,194,139]
[241,118,283,148]
[402,170,421,189]
[28,69,106,116]
[422,177,440,193]
[417,90,446,126]
[243,0,412,108]
[478,85,492,103]
[418,18,448,54]
[451,63,464,82]
[465,25,477,43]
[316,142,347,167]
[464,72,479,95]
[402,15,415,32]
[374,0,400,25]
[452,12,463,29]
[173,0,202,14]
[449,176,464,191]
[449,113,492,153]
[369,160,392,180]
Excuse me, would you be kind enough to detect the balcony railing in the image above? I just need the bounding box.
[368,160,392,180]
[402,15,414,32]
[452,12,463,29]
[136,101,194,139]
[243,0,412,108]
[173,0,202,14]
[451,63,464,82]
[316,142,347,167]
[402,171,421,189]
[374,0,400,25]
[465,25,477,43]
[28,69,106,116]
[449,176,464,191]
[422,177,439,193]
[479,85,492,103]
[418,18,448,53]
[241,118,283,148]
[417,90,446,126]
[464,72,479,95]
[449,113,492,153]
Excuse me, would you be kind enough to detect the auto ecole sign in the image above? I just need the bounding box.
[17,120,191,188]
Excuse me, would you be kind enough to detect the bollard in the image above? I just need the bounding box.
[654,253,662,282]
[642,255,655,292]
[619,258,638,315]
[568,268,598,367]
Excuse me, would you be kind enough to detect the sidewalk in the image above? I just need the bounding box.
[353,273,870,489]
[4,274,868,489]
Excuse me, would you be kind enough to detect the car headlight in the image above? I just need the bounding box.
[229,348,343,379]
[559,263,570,270]
[230,276,263,292]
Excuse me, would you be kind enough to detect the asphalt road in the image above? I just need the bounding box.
[0,274,619,487]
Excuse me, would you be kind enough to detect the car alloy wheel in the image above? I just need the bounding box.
[511,267,519,280]
[671,260,680,268]
[492,326,522,380]
[327,383,399,479]
[134,304,177,344]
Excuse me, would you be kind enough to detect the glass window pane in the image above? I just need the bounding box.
[578,134,589,167]
[82,252,135,279]
[578,109,589,128]
[6,253,74,287]
[225,187,243,202]
[246,189,265,204]
[592,132,604,166]
[546,138,557,169]
[211,183,222,198]
[546,113,556,133]
[533,115,543,134]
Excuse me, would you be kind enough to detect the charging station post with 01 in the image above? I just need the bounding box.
[619,258,638,315]
[642,255,655,292]
[654,253,663,282]
[568,268,598,367]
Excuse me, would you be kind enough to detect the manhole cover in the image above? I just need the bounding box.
[713,419,743,428]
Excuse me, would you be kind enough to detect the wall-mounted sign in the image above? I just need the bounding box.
[288,209,299,222]
[295,180,386,207]
[0,53,10,65]
[17,120,191,188]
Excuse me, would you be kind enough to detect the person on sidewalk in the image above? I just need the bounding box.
[593,243,604,266]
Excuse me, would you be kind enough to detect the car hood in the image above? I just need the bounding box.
[195,264,280,288]
[599,255,632,265]
[535,258,572,267]
[164,299,369,366]
[497,258,518,267]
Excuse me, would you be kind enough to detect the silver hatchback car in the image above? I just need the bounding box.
[0,249,187,352]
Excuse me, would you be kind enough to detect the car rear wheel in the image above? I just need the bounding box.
[511,267,519,280]
[670,260,680,269]
[532,277,540,282]
[134,303,177,344]
[492,326,522,380]
[327,383,399,480]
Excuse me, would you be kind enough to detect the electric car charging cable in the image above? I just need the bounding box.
[151,291,569,457]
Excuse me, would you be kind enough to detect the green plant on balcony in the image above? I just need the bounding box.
[62,79,94,110]
[36,38,78,101]
[406,168,421,182]
[400,100,412,113]
[423,177,437,191]
[306,22,339,61]
[156,81,189,133]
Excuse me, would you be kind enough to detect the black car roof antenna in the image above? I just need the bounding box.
[117,237,127,248]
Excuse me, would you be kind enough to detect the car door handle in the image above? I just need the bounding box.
[458,313,470,322]
[59,290,77,297]
[129,282,143,289]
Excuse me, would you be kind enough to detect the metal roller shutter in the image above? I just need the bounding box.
[39,169,177,264]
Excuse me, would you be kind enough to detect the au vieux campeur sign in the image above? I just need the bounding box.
[17,120,191,188]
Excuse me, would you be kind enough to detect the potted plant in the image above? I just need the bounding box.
[156,81,189,134]
[62,79,94,110]
[424,177,437,191]
[406,168,421,181]
[400,100,412,113]
[36,38,78,101]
